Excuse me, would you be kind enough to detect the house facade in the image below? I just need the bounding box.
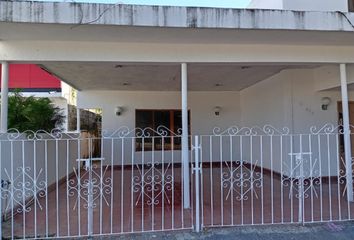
[1,1,354,239]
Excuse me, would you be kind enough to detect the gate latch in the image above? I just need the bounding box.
[192,144,202,174]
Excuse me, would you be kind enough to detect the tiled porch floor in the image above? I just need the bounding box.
[2,165,354,238]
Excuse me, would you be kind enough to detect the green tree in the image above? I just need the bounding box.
[7,90,65,132]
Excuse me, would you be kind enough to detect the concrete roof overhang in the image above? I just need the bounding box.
[1,1,354,32]
[39,62,318,91]
[1,1,354,45]
[0,1,353,91]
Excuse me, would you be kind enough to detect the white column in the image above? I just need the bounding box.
[76,108,81,132]
[181,63,190,209]
[1,62,9,133]
[340,63,353,202]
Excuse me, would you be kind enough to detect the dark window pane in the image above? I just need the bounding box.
[154,111,170,150]
[136,110,153,129]
[154,110,170,132]
[135,110,153,151]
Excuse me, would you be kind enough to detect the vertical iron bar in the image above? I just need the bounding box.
[327,134,332,221]
[22,141,26,237]
[240,136,244,225]
[162,137,165,230]
[110,138,115,234]
[66,140,70,236]
[56,139,59,236]
[309,134,314,223]
[171,136,175,229]
[220,136,223,226]
[194,136,201,232]
[336,134,342,220]
[151,137,155,231]
[260,136,264,225]
[318,135,323,222]
[280,135,284,223]
[121,139,124,232]
[209,136,213,226]
[34,140,37,238]
[141,138,145,231]
[88,138,93,236]
[45,140,48,237]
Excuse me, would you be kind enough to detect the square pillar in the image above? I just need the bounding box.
[340,63,353,202]
[181,63,190,209]
[1,62,9,133]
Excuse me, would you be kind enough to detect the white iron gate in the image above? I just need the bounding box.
[196,124,354,228]
[0,127,193,239]
[1,124,354,239]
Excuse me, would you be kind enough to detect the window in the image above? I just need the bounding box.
[350,0,354,12]
[135,109,190,151]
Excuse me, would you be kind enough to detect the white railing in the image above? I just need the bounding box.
[198,124,354,227]
[0,126,193,239]
[0,124,353,239]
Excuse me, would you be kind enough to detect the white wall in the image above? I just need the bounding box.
[240,66,354,176]
[314,65,354,91]
[77,91,241,166]
[248,0,348,11]
[241,66,354,132]
[77,91,241,135]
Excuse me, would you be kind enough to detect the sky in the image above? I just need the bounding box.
[37,0,252,8]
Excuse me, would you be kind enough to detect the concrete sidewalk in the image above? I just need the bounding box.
[99,222,354,240]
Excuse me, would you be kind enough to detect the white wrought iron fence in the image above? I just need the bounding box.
[0,126,193,239]
[0,124,353,239]
[197,124,354,228]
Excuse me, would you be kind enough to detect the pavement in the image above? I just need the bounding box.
[95,222,354,240]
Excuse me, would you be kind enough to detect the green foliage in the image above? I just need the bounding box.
[8,90,65,132]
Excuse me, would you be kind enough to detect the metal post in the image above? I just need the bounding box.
[340,63,354,202]
[297,154,304,224]
[76,108,81,132]
[193,136,201,232]
[87,138,93,236]
[1,62,9,133]
[181,63,190,209]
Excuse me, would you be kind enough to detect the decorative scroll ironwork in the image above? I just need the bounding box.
[339,156,354,197]
[2,128,81,141]
[102,125,182,138]
[132,163,174,206]
[282,153,320,200]
[310,124,344,135]
[68,164,112,209]
[222,160,262,201]
[1,124,353,141]
[309,123,354,135]
[213,125,290,136]
[1,167,47,214]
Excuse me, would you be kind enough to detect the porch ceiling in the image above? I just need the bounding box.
[40,62,315,91]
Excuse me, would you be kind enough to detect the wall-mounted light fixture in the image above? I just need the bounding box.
[321,97,332,110]
[214,106,221,116]
[115,106,124,116]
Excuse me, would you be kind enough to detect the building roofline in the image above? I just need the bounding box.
[1,1,354,32]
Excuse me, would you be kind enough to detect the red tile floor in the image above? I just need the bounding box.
[2,164,354,238]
